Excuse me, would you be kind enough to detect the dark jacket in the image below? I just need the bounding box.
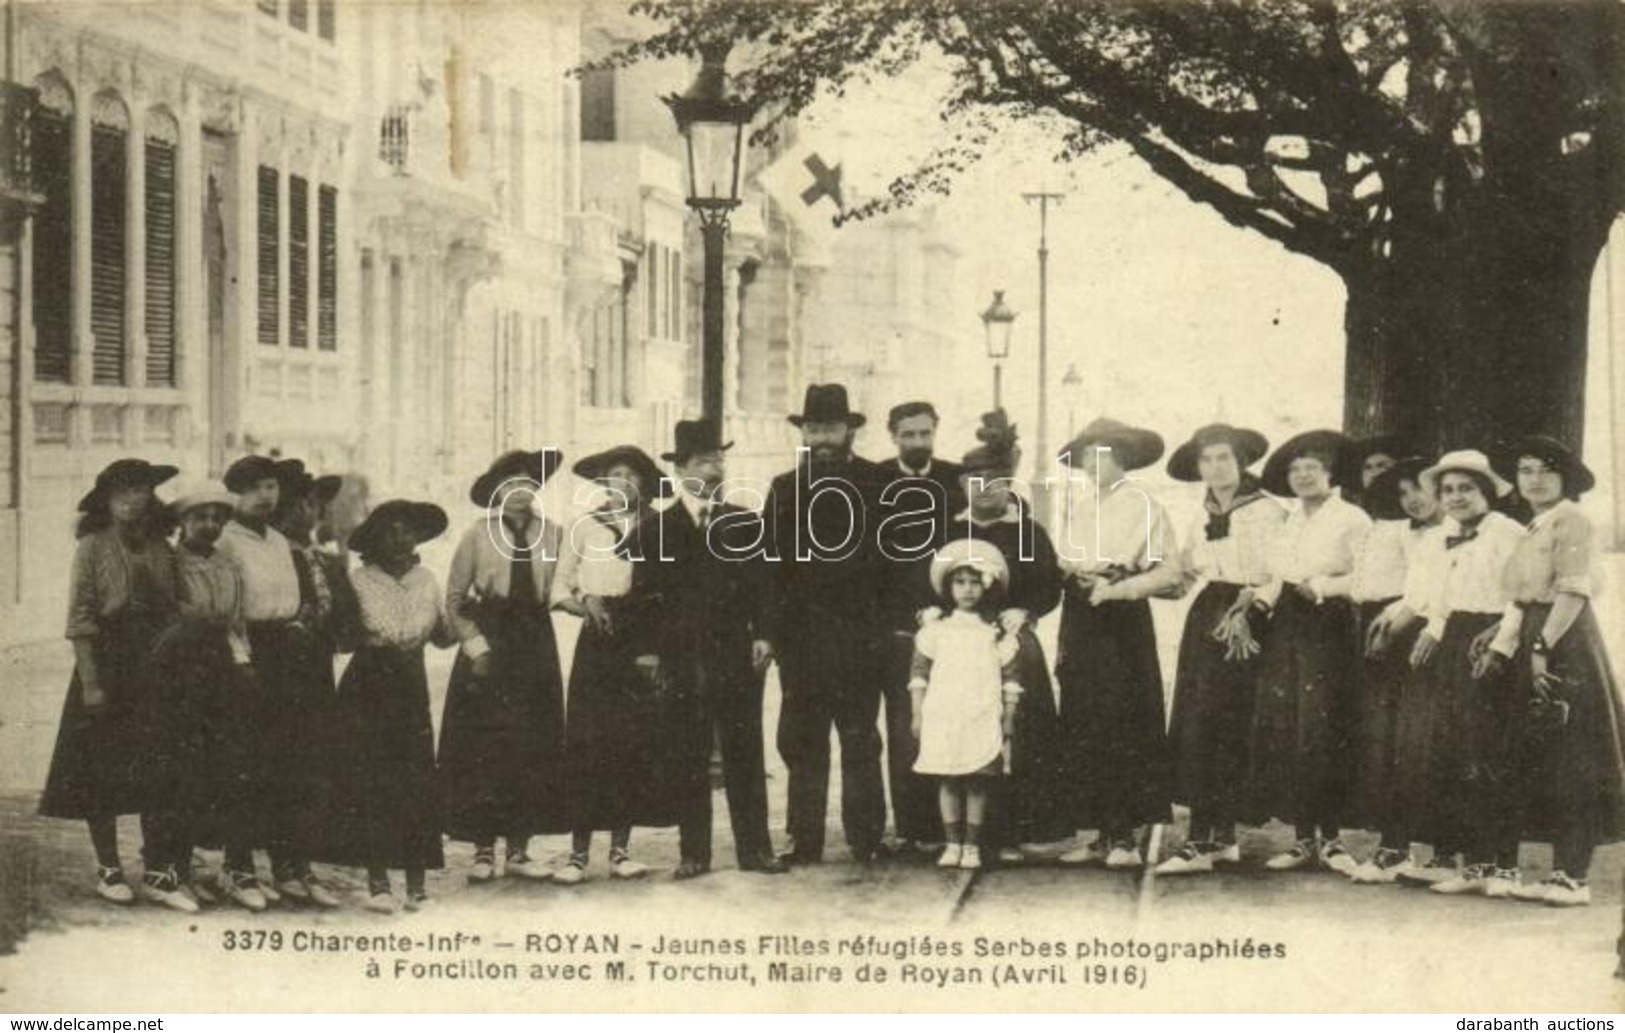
[876,456,967,632]
[903,506,1064,622]
[623,500,771,697]
[761,454,890,647]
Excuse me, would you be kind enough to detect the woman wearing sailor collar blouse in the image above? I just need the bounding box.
[1246,430,1372,875]
[1154,425,1286,877]
[1052,418,1179,870]
[439,450,569,885]
[1390,451,1526,898]
[1495,437,1625,907]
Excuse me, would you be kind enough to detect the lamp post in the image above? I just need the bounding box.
[664,43,757,426]
[1061,362,1083,441]
[1023,191,1064,527]
[981,289,1016,409]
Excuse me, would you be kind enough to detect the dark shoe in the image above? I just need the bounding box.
[851,842,890,863]
[673,858,711,881]
[778,849,823,868]
[740,852,788,875]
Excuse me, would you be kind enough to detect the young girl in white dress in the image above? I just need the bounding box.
[910,539,1023,871]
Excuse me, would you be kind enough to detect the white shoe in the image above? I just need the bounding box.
[1154,844,1216,876]
[1508,878,1552,903]
[505,855,553,881]
[303,878,342,909]
[937,844,964,868]
[405,893,431,913]
[1212,842,1242,865]
[95,866,135,905]
[610,855,650,880]
[468,856,496,883]
[1319,838,1358,875]
[275,877,312,903]
[364,891,398,914]
[552,858,588,885]
[958,845,983,871]
[1542,871,1591,908]
[1350,849,1414,885]
[225,871,269,912]
[140,869,200,913]
[997,847,1025,865]
[1105,846,1144,870]
[1482,868,1519,899]
[1430,863,1495,895]
[1057,843,1106,866]
[1264,838,1317,872]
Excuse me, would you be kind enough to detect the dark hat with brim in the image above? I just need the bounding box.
[1363,456,1432,521]
[1166,424,1270,482]
[222,454,282,495]
[788,383,866,429]
[79,458,180,512]
[1494,434,1596,498]
[1061,417,1165,473]
[661,419,734,464]
[573,445,671,498]
[349,499,449,557]
[1353,433,1415,466]
[273,458,343,506]
[470,449,563,508]
[1262,429,1357,497]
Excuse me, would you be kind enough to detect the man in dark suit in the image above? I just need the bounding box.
[624,420,787,880]
[875,401,965,853]
[762,384,890,864]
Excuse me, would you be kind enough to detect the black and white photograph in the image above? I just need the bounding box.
[0,0,1623,1015]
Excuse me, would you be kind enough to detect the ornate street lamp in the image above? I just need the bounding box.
[664,42,757,425]
[981,289,1016,408]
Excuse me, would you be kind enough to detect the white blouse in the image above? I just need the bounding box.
[1178,492,1288,589]
[1412,511,1526,652]
[1054,476,1181,599]
[1258,494,1372,607]
[352,564,456,651]
[1349,519,1411,604]
[551,508,637,604]
[218,520,301,623]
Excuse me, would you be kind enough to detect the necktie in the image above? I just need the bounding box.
[1205,512,1231,541]
[1446,516,1485,550]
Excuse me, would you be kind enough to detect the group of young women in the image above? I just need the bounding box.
[35,413,1625,914]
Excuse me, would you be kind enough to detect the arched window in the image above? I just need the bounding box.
[31,74,73,384]
[145,107,179,387]
[90,91,129,386]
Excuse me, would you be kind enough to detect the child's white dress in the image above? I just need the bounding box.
[913,610,1021,776]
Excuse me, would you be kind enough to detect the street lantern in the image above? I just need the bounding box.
[981,289,1016,406]
[663,42,758,425]
[1061,362,1084,437]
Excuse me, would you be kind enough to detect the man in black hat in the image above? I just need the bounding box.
[875,401,964,852]
[762,384,890,864]
[623,420,786,879]
[217,454,342,909]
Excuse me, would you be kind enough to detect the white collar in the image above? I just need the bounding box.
[897,457,933,477]
[1528,499,1574,531]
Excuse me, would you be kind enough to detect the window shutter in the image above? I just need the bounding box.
[647,244,659,338]
[90,121,127,386]
[317,0,334,41]
[257,165,278,345]
[31,105,72,384]
[144,134,177,386]
[318,184,337,351]
[288,0,307,31]
[289,174,308,348]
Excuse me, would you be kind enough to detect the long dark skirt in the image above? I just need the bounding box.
[438,598,568,840]
[1514,603,1625,874]
[39,608,168,820]
[1392,611,1517,861]
[1346,598,1416,834]
[1248,590,1357,832]
[1055,595,1172,833]
[246,621,340,861]
[1168,582,1264,838]
[562,616,674,830]
[993,627,1069,847]
[329,645,444,870]
[144,620,261,852]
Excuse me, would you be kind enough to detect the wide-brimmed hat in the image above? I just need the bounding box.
[788,383,866,429]
[573,445,670,497]
[1353,434,1415,466]
[962,409,1020,474]
[222,454,281,495]
[349,499,449,557]
[273,458,343,506]
[1060,417,1165,473]
[165,478,238,517]
[928,538,1010,597]
[1262,429,1356,497]
[1166,424,1269,482]
[469,449,563,508]
[1494,434,1596,498]
[1363,457,1433,521]
[1419,449,1513,499]
[79,458,180,512]
[661,419,734,464]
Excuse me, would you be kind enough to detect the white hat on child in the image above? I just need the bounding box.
[929,538,1010,597]
[164,478,238,516]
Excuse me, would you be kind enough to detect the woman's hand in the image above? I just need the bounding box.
[583,595,614,636]
[998,609,1029,635]
[80,680,108,714]
[751,639,775,675]
[1531,652,1560,695]
[1467,622,1501,668]
[470,652,493,679]
[1409,632,1439,668]
[1471,648,1507,680]
[1293,581,1319,604]
[1364,615,1393,659]
[1089,580,1121,606]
